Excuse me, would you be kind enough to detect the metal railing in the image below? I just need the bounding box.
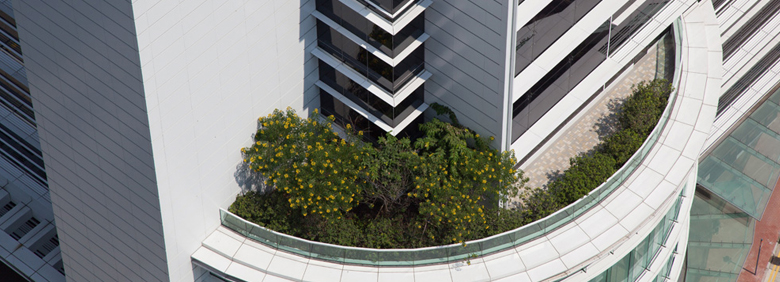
[219,18,685,267]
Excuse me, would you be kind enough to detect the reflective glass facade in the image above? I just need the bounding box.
[320,90,422,141]
[698,87,780,219]
[515,0,604,75]
[315,0,426,138]
[685,188,754,282]
[318,19,425,93]
[316,0,425,57]
[652,245,677,282]
[319,63,424,127]
[512,0,672,141]
[590,192,682,282]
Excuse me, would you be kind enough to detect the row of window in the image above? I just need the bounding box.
[320,90,423,141]
[316,0,426,139]
[317,0,425,57]
[515,0,604,75]
[319,63,424,127]
[317,19,425,93]
[512,0,671,142]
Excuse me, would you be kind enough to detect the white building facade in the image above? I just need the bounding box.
[0,0,777,281]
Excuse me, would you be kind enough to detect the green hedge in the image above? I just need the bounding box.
[523,79,672,222]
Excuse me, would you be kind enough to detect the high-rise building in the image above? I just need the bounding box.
[0,1,65,280]
[0,0,778,281]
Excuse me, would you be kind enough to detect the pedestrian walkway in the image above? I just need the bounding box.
[737,175,780,282]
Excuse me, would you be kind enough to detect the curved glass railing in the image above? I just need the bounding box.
[220,19,685,267]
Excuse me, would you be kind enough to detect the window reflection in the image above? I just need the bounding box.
[319,63,424,127]
[512,0,671,142]
[317,19,425,93]
[697,89,780,219]
[317,0,425,57]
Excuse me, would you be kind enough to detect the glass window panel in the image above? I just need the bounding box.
[769,88,780,105]
[319,66,424,127]
[750,101,780,134]
[512,20,610,140]
[730,119,780,161]
[698,156,771,218]
[699,89,780,218]
[606,0,670,55]
[515,0,603,74]
[607,254,630,282]
[685,190,754,281]
[712,138,778,188]
[629,237,650,280]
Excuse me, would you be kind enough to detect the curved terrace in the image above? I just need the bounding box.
[191,2,721,282]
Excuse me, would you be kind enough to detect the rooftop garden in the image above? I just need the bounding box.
[230,79,672,249]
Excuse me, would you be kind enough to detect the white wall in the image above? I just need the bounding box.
[131,0,318,281]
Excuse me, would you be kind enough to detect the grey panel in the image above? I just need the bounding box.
[424,0,512,141]
[12,1,168,282]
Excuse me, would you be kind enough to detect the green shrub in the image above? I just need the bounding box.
[548,153,617,204]
[521,78,672,223]
[230,78,671,249]
[601,129,644,165]
[619,79,672,135]
[233,104,522,247]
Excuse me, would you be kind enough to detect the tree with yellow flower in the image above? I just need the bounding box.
[241,108,369,219]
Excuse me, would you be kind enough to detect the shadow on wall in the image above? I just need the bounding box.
[231,0,318,196]
[234,161,271,195]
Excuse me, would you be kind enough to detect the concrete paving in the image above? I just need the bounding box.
[517,41,664,195]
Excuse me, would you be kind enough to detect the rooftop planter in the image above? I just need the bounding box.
[220,19,684,268]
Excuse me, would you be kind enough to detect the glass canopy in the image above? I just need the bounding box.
[697,88,780,219]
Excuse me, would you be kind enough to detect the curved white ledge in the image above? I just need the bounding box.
[193,2,722,281]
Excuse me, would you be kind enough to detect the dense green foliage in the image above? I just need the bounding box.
[520,79,672,222]
[232,105,521,247]
[230,79,670,248]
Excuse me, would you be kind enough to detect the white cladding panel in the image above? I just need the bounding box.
[132,0,318,281]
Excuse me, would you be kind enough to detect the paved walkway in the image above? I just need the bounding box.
[738,175,780,282]
[516,43,663,197]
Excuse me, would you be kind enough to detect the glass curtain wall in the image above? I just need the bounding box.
[652,245,677,282]
[316,0,425,57]
[316,0,425,139]
[515,0,604,75]
[590,192,683,282]
[698,88,780,219]
[685,188,754,282]
[511,0,671,142]
[318,63,424,127]
[320,90,422,141]
[317,19,425,93]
